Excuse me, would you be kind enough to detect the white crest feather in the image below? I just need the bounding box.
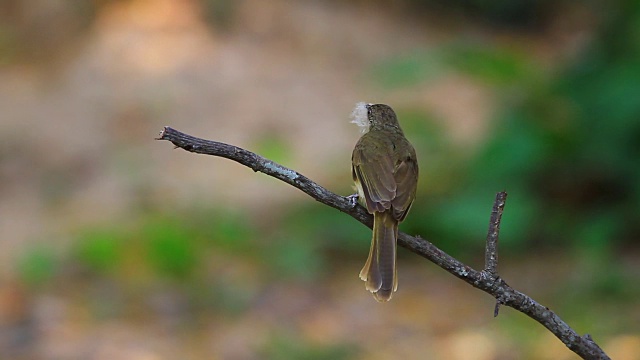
[350,102,370,133]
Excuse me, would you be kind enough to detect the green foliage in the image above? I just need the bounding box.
[145,221,198,279]
[265,233,323,281]
[254,132,294,165]
[367,2,640,262]
[261,333,356,360]
[370,43,541,89]
[18,245,58,287]
[262,204,368,280]
[62,204,357,288]
[195,210,256,254]
[371,50,443,88]
[68,213,208,282]
[74,228,124,275]
[398,108,452,161]
[279,205,367,254]
[464,4,640,252]
[444,43,542,86]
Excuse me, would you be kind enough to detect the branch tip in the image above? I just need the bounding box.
[155,126,170,140]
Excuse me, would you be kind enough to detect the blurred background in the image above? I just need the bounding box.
[1,0,639,359]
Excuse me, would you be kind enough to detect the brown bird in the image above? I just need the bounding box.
[351,103,419,302]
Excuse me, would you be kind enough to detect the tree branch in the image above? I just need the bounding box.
[156,126,610,360]
[485,191,506,317]
[484,191,505,276]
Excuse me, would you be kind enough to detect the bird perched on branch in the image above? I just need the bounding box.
[351,102,419,302]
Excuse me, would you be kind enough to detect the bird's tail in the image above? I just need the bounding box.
[359,211,398,302]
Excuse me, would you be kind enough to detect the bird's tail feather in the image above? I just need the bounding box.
[360,211,397,302]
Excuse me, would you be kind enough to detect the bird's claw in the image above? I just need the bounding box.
[347,193,359,207]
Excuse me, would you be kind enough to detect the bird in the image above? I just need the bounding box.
[351,102,419,302]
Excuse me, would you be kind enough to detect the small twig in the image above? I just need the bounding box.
[484,191,506,316]
[493,301,501,317]
[484,191,506,276]
[157,126,611,360]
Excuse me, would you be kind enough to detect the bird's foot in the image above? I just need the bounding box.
[347,193,359,207]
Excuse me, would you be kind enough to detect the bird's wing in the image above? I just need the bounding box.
[352,140,397,214]
[391,154,418,221]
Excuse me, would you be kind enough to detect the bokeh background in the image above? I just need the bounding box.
[1,0,639,359]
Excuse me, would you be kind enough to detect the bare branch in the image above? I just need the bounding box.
[485,191,506,276]
[156,126,611,360]
[484,191,506,316]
